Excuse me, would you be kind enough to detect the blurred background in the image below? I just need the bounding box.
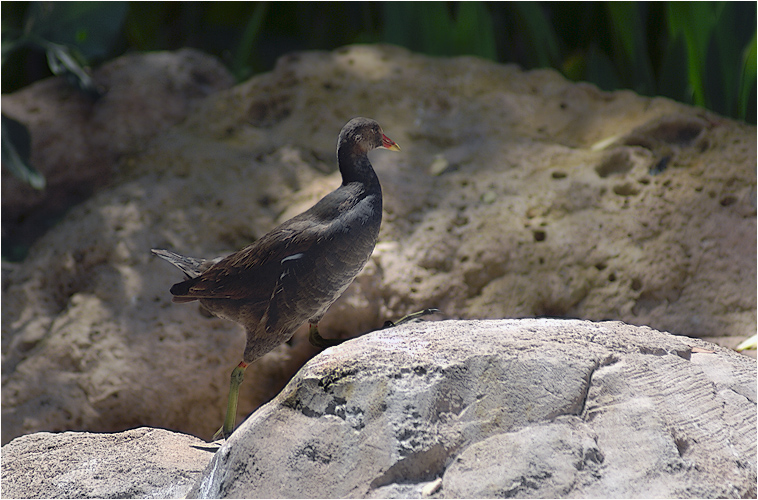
[3,1,756,123]
[1,3,756,442]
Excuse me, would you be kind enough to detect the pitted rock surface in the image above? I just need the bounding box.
[2,45,755,445]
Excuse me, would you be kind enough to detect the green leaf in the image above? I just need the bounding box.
[232,2,269,81]
[607,3,637,63]
[705,3,741,116]
[657,34,689,102]
[606,2,655,94]
[512,2,561,68]
[585,44,621,91]
[383,2,495,59]
[419,2,454,56]
[2,114,45,190]
[452,2,496,60]
[24,1,128,61]
[382,3,416,50]
[738,31,757,121]
[1,37,25,65]
[43,41,101,97]
[667,2,719,106]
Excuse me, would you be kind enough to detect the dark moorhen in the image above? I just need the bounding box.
[152,117,400,440]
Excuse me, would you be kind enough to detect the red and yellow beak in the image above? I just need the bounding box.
[381,134,401,151]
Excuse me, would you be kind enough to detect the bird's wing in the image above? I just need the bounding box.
[168,183,370,304]
[168,217,328,302]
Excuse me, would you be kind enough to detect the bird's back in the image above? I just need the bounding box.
[163,180,381,359]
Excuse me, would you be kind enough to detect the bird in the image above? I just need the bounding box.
[152,117,401,440]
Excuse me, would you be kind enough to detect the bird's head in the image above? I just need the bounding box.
[338,117,401,156]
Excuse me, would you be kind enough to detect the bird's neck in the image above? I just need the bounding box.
[338,149,380,188]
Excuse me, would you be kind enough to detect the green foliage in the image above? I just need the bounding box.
[382,2,496,60]
[665,2,752,119]
[2,1,755,124]
[510,2,561,68]
[232,2,269,81]
[0,1,754,261]
[23,1,128,60]
[606,2,655,95]
[3,1,126,92]
[739,32,757,121]
[2,2,127,188]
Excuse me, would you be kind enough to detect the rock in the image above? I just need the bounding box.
[2,45,755,445]
[4,320,752,499]
[2,48,235,258]
[188,319,756,499]
[1,427,214,498]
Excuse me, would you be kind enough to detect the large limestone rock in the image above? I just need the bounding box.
[2,45,755,445]
[1,427,213,498]
[3,320,754,499]
[186,319,755,498]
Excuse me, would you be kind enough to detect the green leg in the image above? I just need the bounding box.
[213,361,248,440]
[308,323,344,349]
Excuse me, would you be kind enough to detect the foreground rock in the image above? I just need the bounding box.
[189,319,756,499]
[2,45,755,444]
[1,427,213,498]
[4,320,754,499]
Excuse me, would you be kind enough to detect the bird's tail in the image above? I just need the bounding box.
[151,248,212,279]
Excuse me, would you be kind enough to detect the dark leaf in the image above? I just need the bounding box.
[1,114,45,190]
[24,1,128,61]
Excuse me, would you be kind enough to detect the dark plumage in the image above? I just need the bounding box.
[152,117,400,439]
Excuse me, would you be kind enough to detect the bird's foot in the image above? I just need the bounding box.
[382,308,441,329]
[308,323,344,349]
[212,361,248,441]
[308,309,441,351]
